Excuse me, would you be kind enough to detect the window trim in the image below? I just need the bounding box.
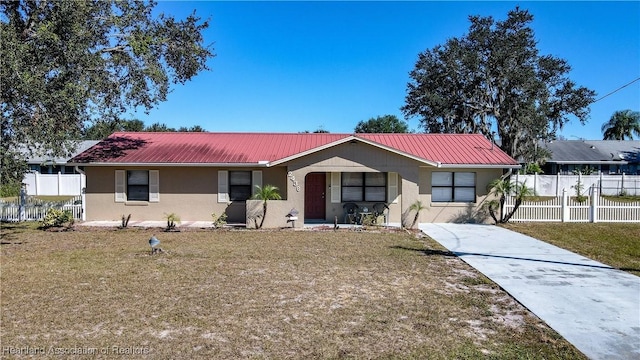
[229,170,252,201]
[115,170,159,203]
[431,171,476,203]
[127,170,150,202]
[340,172,387,202]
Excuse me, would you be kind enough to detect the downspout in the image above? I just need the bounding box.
[74,166,86,221]
[500,168,513,180]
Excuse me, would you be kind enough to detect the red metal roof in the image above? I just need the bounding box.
[356,133,517,165]
[70,132,518,166]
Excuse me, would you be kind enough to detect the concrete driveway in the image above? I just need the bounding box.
[420,223,640,360]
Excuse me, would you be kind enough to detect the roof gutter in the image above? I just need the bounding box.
[67,162,272,168]
[436,164,522,169]
[551,161,629,165]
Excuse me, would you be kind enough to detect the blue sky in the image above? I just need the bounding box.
[135,1,640,140]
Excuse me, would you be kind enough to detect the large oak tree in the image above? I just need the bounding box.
[354,115,409,133]
[402,7,595,160]
[1,0,214,187]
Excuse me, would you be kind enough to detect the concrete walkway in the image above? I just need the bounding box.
[420,223,640,360]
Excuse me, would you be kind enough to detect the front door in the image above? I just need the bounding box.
[305,173,326,220]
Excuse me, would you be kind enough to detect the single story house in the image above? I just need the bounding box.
[19,140,99,196]
[540,140,640,175]
[69,132,520,227]
[21,140,100,174]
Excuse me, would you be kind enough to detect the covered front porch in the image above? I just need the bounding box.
[301,171,400,225]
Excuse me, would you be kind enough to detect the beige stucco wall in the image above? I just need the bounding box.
[415,167,503,224]
[84,166,287,222]
[283,141,422,227]
[82,141,506,227]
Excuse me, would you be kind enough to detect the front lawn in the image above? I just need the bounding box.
[0,224,584,359]
[502,223,640,276]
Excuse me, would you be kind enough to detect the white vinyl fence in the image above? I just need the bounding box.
[514,173,640,197]
[0,196,83,222]
[22,172,86,196]
[504,187,640,223]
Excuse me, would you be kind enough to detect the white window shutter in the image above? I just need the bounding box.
[388,172,398,204]
[330,172,341,203]
[115,170,125,203]
[218,170,228,203]
[252,170,262,196]
[149,170,160,202]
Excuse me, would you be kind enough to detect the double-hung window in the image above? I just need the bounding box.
[127,170,149,201]
[341,172,386,202]
[217,170,262,203]
[115,170,159,203]
[229,171,252,201]
[432,172,476,202]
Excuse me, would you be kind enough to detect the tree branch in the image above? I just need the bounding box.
[101,45,128,53]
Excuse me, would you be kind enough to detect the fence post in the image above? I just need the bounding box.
[57,171,62,196]
[556,172,560,196]
[34,172,40,196]
[19,186,26,222]
[561,188,569,222]
[599,172,603,193]
[80,174,86,221]
[621,173,626,195]
[591,186,599,223]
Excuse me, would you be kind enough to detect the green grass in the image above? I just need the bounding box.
[0,224,585,359]
[601,195,640,203]
[502,223,640,276]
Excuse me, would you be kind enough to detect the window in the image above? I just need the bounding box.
[229,171,252,201]
[218,170,262,203]
[432,172,476,202]
[127,170,149,201]
[115,170,158,203]
[341,172,386,202]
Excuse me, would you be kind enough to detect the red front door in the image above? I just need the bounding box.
[305,173,326,220]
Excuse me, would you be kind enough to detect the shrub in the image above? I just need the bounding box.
[120,214,132,228]
[164,213,180,231]
[211,212,228,229]
[41,209,74,229]
[0,182,21,198]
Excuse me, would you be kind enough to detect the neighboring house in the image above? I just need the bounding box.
[23,140,100,174]
[68,132,519,227]
[21,140,99,196]
[541,140,640,175]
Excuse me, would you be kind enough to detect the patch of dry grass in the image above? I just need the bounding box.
[503,223,640,276]
[1,224,585,359]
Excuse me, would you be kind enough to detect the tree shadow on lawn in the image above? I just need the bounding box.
[0,222,34,244]
[390,245,640,274]
[390,245,456,257]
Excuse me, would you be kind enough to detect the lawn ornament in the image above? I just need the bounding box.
[149,235,163,254]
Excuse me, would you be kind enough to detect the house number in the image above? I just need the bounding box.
[287,171,300,192]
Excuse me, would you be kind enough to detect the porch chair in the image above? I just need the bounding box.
[372,203,389,225]
[342,202,360,224]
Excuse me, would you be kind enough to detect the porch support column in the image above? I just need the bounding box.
[400,171,419,227]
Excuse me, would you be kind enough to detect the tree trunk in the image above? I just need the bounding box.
[502,198,522,223]
[258,202,267,229]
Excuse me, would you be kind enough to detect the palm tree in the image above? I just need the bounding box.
[601,110,640,140]
[251,184,282,229]
[407,200,427,229]
[486,178,534,224]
